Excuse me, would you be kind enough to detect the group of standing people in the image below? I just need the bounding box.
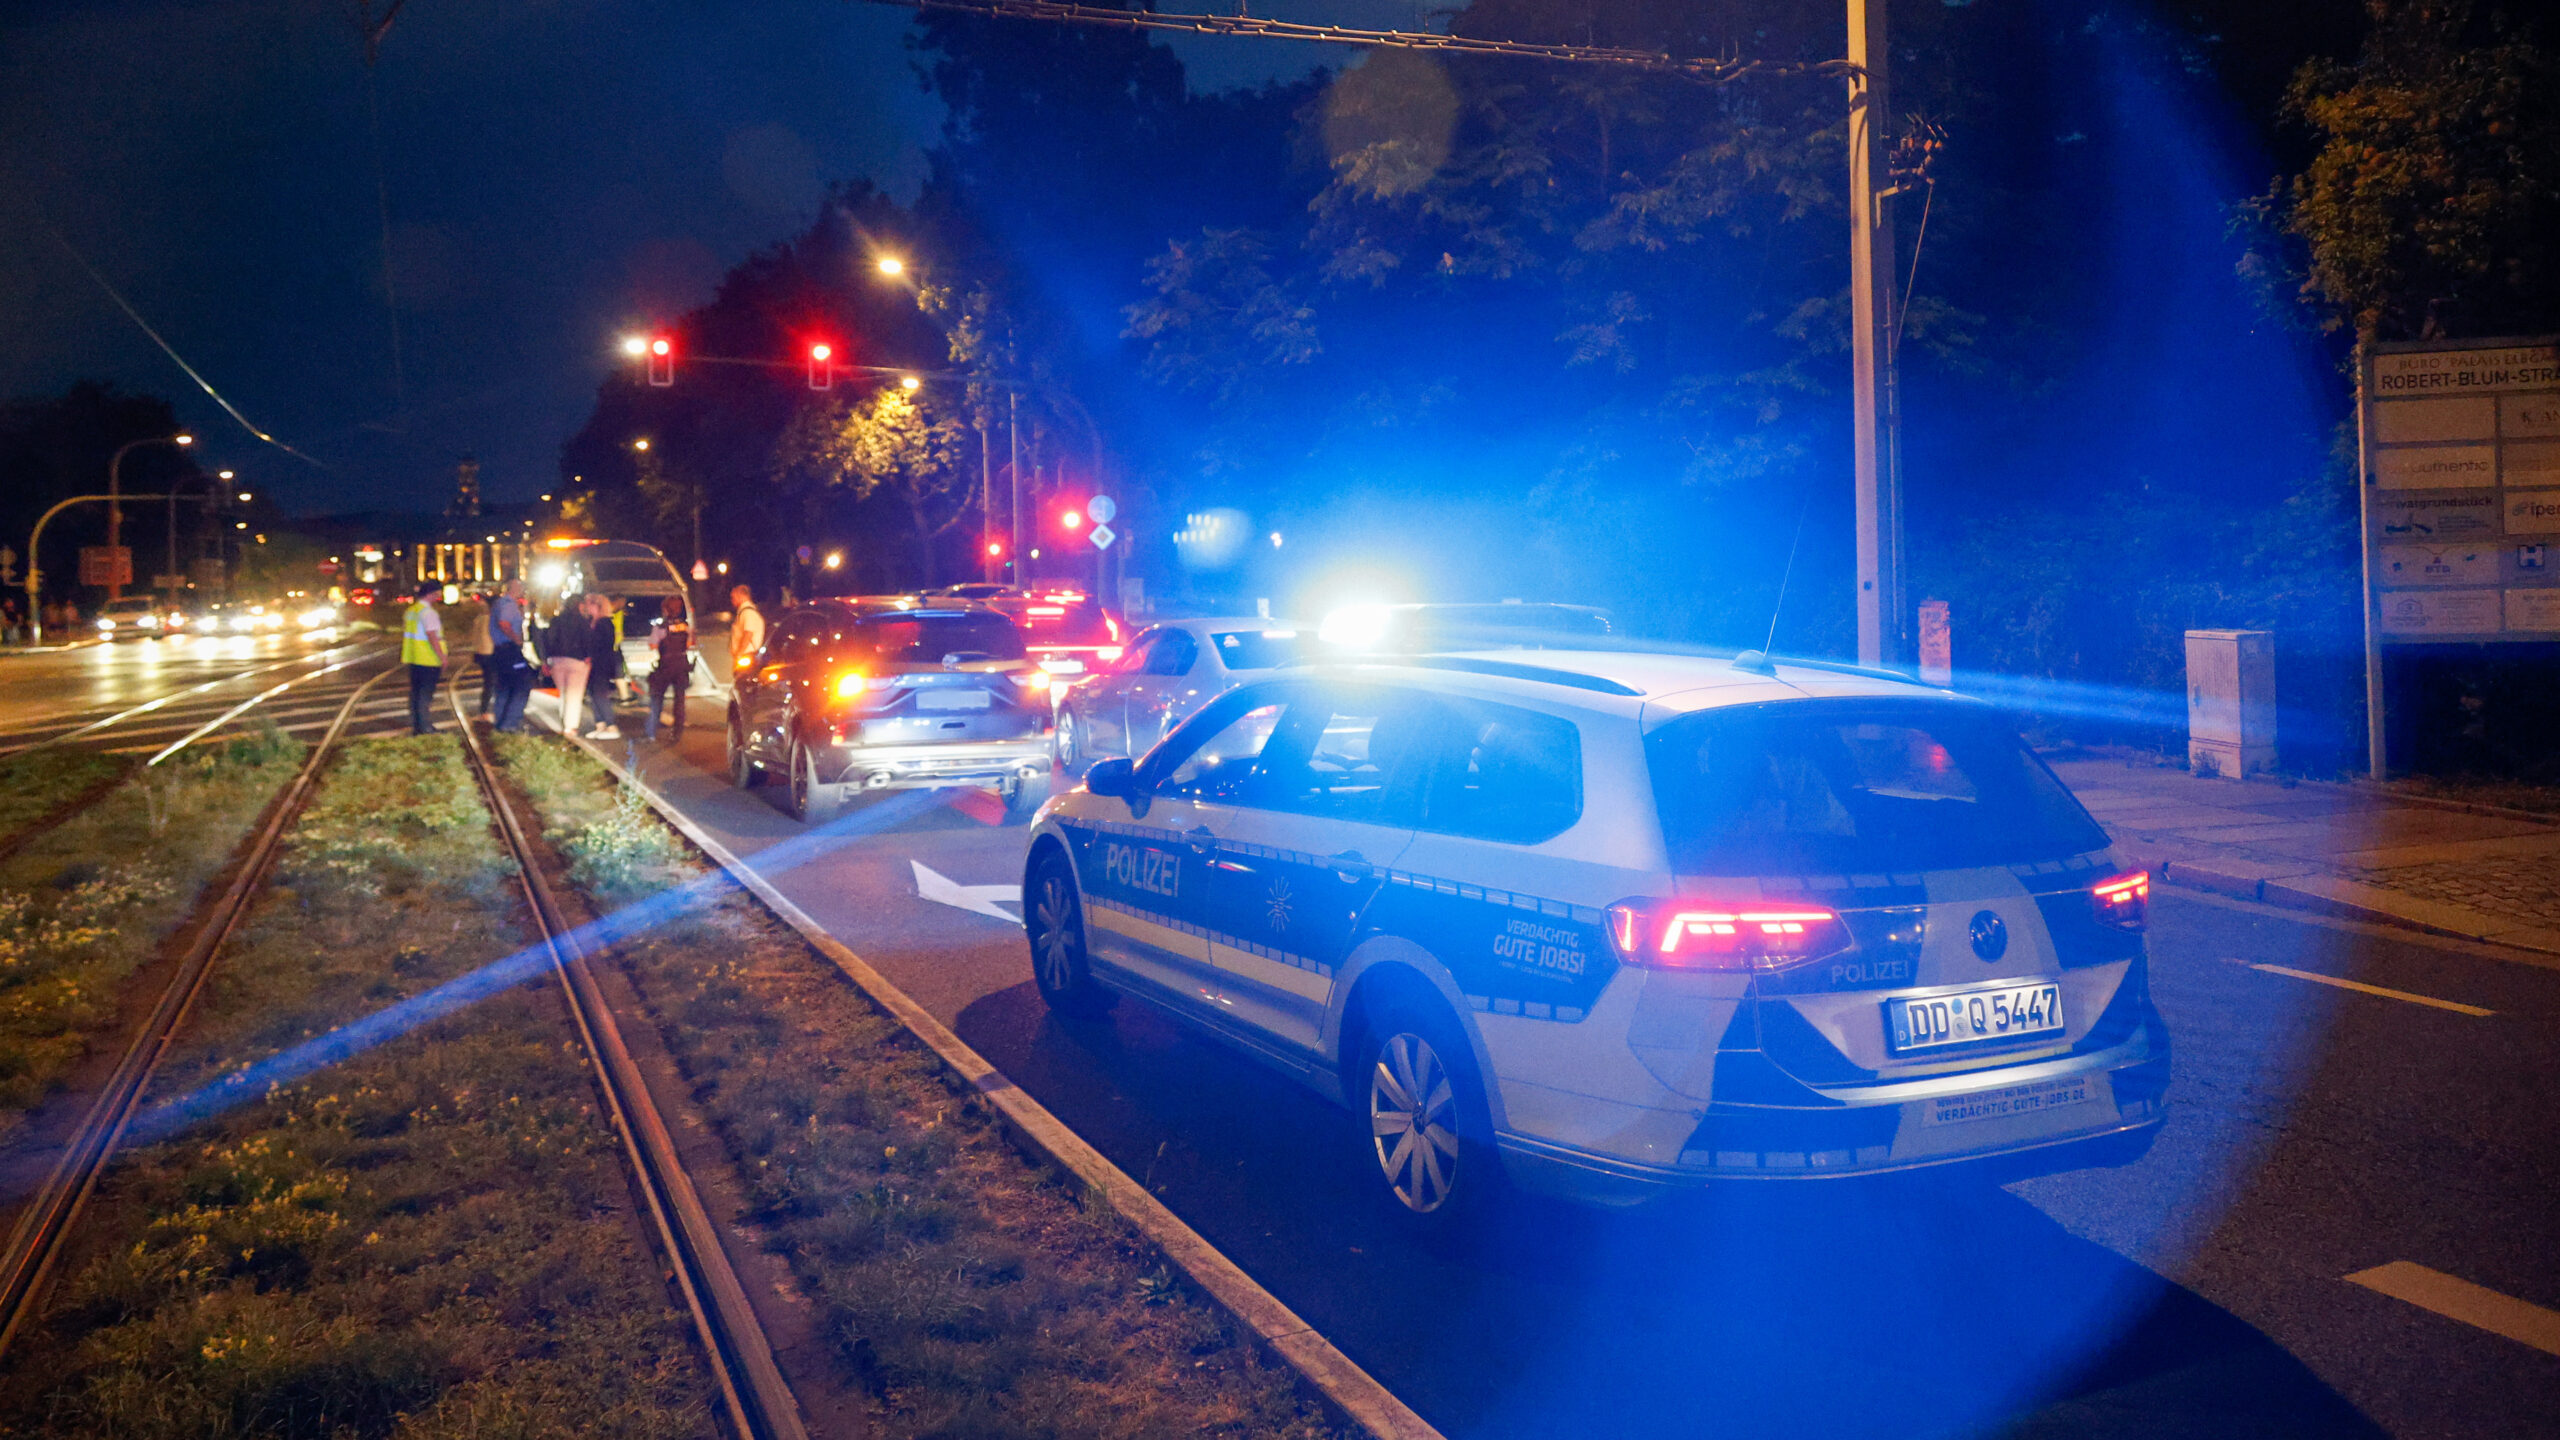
[399,579,704,741]
[2,597,79,644]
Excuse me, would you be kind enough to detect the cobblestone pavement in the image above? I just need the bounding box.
[2348,852,2560,934]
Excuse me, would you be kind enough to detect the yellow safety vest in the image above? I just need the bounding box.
[401,602,440,665]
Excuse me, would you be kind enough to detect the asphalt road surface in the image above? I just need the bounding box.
[590,689,2558,1438]
[0,628,416,755]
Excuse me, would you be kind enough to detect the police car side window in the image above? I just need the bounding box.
[1419,700,1582,844]
[1154,700,1285,803]
[1251,690,1432,826]
[1147,630,1198,677]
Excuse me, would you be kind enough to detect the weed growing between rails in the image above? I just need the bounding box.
[0,733,305,1139]
[0,735,717,1440]
[495,738,1350,1440]
[0,750,124,839]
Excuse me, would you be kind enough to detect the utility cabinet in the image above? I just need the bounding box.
[2186,629,2277,778]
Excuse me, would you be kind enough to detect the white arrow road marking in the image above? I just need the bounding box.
[912,861,1022,927]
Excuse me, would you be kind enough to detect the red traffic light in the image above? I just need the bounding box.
[646,335,675,386]
[984,540,1003,557]
[809,342,832,361]
[807,340,837,390]
[1060,510,1084,530]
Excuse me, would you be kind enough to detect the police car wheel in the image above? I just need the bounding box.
[726,714,762,790]
[1360,1001,1492,1227]
[1026,854,1114,1016]
[790,740,842,825]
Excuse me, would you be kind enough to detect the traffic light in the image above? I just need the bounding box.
[647,336,674,387]
[807,342,835,390]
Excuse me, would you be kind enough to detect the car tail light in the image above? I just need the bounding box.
[2092,870,2149,931]
[1018,669,1051,692]
[1604,898,1851,974]
[1096,645,1124,662]
[1028,605,1065,616]
[834,672,870,700]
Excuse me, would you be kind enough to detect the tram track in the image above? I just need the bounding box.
[449,683,810,1440]
[0,666,399,1358]
[0,641,403,866]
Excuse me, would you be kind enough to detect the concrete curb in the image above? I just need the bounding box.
[560,731,1445,1440]
[2148,857,2560,960]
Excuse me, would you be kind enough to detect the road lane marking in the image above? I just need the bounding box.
[912,860,1021,926]
[2346,1263,2560,1356]
[2226,959,2494,1016]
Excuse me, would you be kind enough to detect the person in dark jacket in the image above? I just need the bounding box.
[643,595,692,741]
[580,594,623,740]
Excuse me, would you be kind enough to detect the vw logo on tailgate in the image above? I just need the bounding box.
[1968,910,2009,961]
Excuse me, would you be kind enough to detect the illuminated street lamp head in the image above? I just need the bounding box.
[218,469,235,480]
[237,492,252,502]
[620,335,647,357]
[899,374,921,392]
[876,256,905,277]
[174,433,194,446]
[822,551,843,570]
[632,438,651,452]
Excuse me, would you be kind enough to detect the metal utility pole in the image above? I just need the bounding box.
[1848,0,1903,669]
[1008,391,1023,586]
[106,434,190,602]
[978,417,996,583]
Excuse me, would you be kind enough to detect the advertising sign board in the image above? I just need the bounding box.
[77,546,132,587]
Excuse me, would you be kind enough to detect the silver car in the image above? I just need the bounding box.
[1051,617,1309,774]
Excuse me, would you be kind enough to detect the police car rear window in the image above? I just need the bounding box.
[1646,701,2106,874]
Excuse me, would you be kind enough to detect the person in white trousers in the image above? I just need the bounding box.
[550,594,598,735]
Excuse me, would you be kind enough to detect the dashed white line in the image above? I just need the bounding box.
[2346,1262,2560,1356]
[2226,959,2494,1017]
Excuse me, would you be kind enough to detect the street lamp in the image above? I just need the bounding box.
[876,255,906,277]
[632,438,651,452]
[899,374,921,392]
[106,433,191,601]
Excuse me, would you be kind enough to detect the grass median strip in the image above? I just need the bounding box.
[0,735,716,1439]
[0,750,126,842]
[0,730,300,1143]
[492,734,1352,1440]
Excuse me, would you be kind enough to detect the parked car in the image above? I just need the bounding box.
[725,598,1055,824]
[1051,616,1307,774]
[1022,650,2167,1228]
[983,589,1126,679]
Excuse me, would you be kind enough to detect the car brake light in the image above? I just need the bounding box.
[834,672,869,700]
[1604,898,1851,974]
[2092,870,2148,931]
[1096,645,1124,662]
[1028,605,1065,616]
[1019,669,1051,691]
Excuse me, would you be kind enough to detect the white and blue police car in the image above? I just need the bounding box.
[1020,650,2168,1226]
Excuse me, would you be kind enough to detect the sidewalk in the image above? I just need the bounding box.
[2051,756,2560,958]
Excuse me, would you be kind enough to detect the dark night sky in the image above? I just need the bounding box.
[0,0,1412,518]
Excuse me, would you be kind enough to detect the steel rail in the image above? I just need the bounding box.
[0,666,399,1359]
[448,685,809,1440]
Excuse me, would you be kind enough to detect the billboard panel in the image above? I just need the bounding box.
[2363,339,2560,644]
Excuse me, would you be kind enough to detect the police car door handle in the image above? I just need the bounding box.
[1328,850,1371,880]
[1183,823,1215,855]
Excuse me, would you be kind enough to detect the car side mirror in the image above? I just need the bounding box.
[1085,756,1141,801]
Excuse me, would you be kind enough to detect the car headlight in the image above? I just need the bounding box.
[96,618,115,631]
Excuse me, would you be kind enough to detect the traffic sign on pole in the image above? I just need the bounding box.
[1088,522,1116,551]
[1087,495,1116,524]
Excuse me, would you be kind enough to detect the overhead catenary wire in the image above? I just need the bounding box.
[40,222,331,472]
[854,0,1861,85]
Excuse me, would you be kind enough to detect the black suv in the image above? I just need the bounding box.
[725,599,1055,823]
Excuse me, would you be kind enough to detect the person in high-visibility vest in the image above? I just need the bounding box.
[401,581,448,735]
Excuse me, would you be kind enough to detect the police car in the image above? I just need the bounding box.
[1020,650,2168,1227]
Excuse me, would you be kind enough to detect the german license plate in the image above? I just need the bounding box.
[916,689,991,711]
[1886,982,2063,1054]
